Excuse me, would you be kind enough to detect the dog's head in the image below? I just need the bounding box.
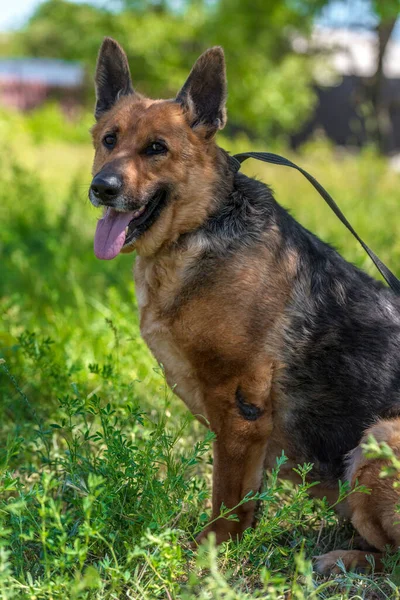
[89,37,230,258]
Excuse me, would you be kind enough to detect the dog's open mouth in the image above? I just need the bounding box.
[94,189,168,260]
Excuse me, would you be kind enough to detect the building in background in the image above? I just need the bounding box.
[0,58,85,112]
[292,27,400,153]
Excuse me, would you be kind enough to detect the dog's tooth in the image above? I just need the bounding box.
[133,206,145,218]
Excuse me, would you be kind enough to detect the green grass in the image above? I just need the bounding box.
[2,128,400,598]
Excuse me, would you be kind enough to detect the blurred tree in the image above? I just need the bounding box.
[8,0,325,140]
[10,0,370,142]
[115,0,169,12]
[200,0,328,136]
[369,0,399,153]
[10,0,202,100]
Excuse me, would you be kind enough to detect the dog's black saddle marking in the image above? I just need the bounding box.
[236,387,263,421]
[232,151,400,295]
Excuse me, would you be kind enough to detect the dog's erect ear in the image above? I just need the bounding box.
[176,47,227,136]
[94,37,135,119]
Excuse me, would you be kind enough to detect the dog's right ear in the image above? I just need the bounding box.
[94,37,135,119]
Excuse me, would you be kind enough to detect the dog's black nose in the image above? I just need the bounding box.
[90,173,122,203]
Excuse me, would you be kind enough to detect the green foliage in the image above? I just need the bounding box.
[2,129,400,596]
[0,104,93,145]
[22,103,94,144]
[370,0,399,22]
[362,435,400,487]
[7,0,319,139]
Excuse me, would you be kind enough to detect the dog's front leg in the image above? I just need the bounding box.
[196,387,273,545]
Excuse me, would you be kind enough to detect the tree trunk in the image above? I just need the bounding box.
[369,17,397,153]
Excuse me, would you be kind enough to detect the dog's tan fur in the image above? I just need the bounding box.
[315,419,400,573]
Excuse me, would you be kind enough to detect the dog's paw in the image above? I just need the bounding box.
[313,550,348,575]
[314,549,383,575]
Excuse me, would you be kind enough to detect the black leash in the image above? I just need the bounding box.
[232,151,400,295]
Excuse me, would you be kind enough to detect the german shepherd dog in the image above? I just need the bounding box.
[89,38,400,574]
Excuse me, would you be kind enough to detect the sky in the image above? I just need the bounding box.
[1,0,399,38]
[0,0,107,31]
[0,0,36,31]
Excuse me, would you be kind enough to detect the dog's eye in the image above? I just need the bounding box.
[145,142,167,156]
[103,134,117,149]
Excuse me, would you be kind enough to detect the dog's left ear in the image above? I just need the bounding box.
[94,37,135,119]
[176,47,227,137]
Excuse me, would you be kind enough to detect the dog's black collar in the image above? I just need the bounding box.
[232,151,400,295]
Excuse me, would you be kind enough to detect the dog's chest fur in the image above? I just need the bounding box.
[133,241,287,425]
[134,251,207,416]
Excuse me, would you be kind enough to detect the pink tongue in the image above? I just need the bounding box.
[94,208,135,260]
